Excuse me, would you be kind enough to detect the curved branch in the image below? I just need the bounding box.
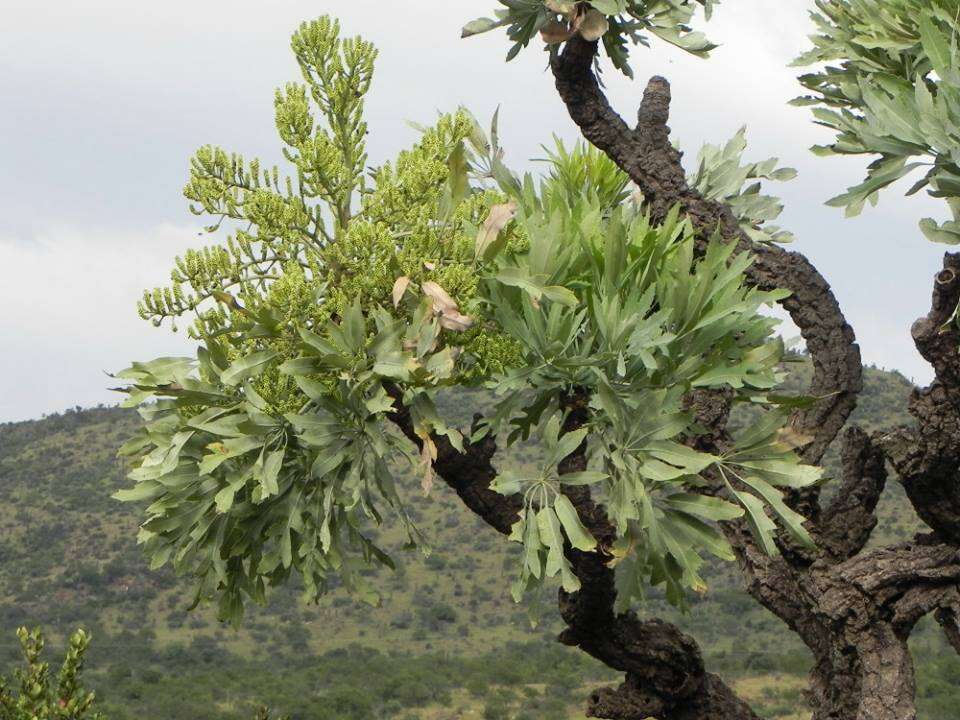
[551,36,862,467]
[554,395,759,720]
[819,426,888,562]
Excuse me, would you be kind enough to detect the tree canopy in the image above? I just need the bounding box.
[115,15,817,624]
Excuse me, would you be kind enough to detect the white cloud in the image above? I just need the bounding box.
[0,224,198,421]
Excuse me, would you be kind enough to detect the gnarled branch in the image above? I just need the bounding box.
[819,426,888,562]
[551,35,861,470]
[935,606,960,655]
[879,253,960,545]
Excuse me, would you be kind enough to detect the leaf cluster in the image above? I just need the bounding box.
[477,181,817,608]
[462,0,718,77]
[689,127,797,244]
[794,0,960,243]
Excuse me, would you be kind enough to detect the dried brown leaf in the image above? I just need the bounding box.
[541,19,574,44]
[475,200,518,260]
[421,281,459,314]
[777,426,816,451]
[575,8,609,41]
[419,435,438,494]
[439,312,475,332]
[546,0,578,16]
[392,276,411,308]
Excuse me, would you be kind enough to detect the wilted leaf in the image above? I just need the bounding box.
[776,425,815,451]
[420,435,438,494]
[576,9,609,42]
[475,201,518,261]
[541,20,573,45]
[392,276,411,308]
[422,281,458,314]
[422,281,474,332]
[546,0,578,16]
[438,311,474,332]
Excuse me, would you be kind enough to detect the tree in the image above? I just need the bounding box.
[113,5,960,719]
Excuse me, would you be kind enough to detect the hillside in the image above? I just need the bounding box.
[0,364,956,720]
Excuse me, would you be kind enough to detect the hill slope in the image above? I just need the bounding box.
[0,365,956,720]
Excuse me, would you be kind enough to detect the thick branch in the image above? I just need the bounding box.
[823,539,960,629]
[554,395,758,720]
[819,426,888,562]
[879,253,960,545]
[935,606,960,655]
[385,385,519,534]
[551,36,861,468]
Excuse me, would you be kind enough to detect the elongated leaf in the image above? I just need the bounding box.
[554,494,597,551]
[663,493,744,522]
[220,350,278,387]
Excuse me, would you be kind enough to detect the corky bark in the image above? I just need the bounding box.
[879,254,960,546]
[385,33,959,720]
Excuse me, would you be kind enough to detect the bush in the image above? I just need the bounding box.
[0,627,103,720]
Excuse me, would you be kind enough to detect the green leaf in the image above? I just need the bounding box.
[918,13,953,81]
[663,493,745,522]
[258,449,284,497]
[554,494,597,552]
[731,489,778,556]
[490,470,525,496]
[588,0,626,14]
[220,350,278,387]
[553,427,588,464]
[113,482,166,503]
[646,441,717,474]
[739,475,816,549]
[461,17,505,38]
[920,217,960,245]
[199,436,263,475]
[665,510,736,561]
[537,507,580,592]
[559,471,609,486]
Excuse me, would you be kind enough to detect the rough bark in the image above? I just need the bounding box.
[819,427,888,562]
[879,253,960,546]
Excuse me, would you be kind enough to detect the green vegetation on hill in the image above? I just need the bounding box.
[0,363,955,719]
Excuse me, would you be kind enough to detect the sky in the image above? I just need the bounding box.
[0,0,950,422]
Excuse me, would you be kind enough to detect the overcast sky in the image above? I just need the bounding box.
[0,0,949,422]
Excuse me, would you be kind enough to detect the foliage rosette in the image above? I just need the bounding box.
[115,15,820,624]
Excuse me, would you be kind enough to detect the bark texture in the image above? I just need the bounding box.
[393,34,959,720]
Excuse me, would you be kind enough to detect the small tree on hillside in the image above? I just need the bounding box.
[115,5,960,719]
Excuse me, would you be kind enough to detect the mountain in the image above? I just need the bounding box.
[0,364,955,720]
